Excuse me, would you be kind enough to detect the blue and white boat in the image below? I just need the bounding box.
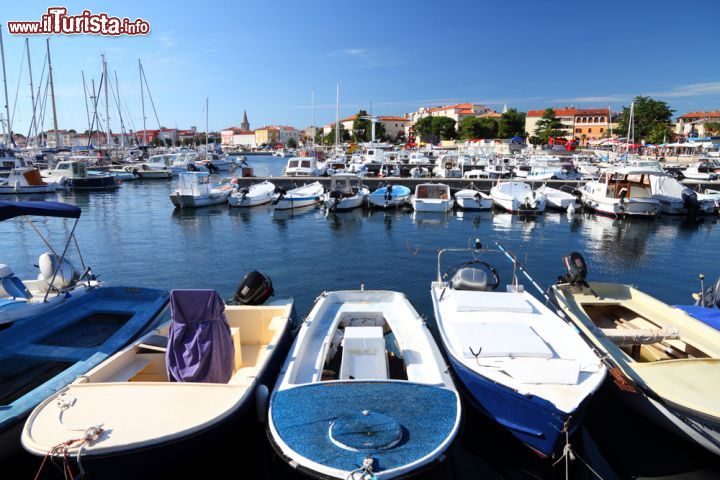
[430,244,605,458]
[268,290,461,479]
[367,184,411,208]
[675,275,720,331]
[0,285,168,459]
[0,201,101,327]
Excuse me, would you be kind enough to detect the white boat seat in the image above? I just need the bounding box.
[339,326,388,380]
[453,322,553,359]
[452,268,488,291]
[0,264,13,278]
[453,291,534,313]
[601,327,680,346]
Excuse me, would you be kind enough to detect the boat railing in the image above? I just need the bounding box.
[436,240,519,286]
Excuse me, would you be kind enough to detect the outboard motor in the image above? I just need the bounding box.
[559,252,589,288]
[328,190,343,211]
[385,184,393,203]
[232,271,274,305]
[272,186,287,205]
[238,187,250,201]
[38,252,77,290]
[681,189,699,217]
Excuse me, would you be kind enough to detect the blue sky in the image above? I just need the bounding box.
[1,0,719,135]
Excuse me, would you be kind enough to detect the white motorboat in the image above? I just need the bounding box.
[410,166,429,178]
[169,172,231,208]
[411,183,454,212]
[579,168,661,217]
[454,188,492,210]
[535,185,581,211]
[0,200,101,327]
[228,181,276,207]
[42,160,119,190]
[682,162,719,182]
[22,287,296,478]
[0,167,58,194]
[271,181,324,210]
[284,157,323,176]
[433,154,462,178]
[267,290,461,479]
[430,244,605,458]
[325,157,347,176]
[368,184,412,208]
[171,152,207,174]
[490,181,546,213]
[647,174,715,215]
[323,174,369,212]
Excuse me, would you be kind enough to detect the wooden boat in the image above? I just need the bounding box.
[1,286,168,460]
[551,253,720,456]
[431,245,605,458]
[22,288,296,478]
[268,290,461,479]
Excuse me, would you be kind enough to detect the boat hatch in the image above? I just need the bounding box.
[288,160,299,168]
[37,312,134,348]
[0,357,74,405]
[582,304,711,362]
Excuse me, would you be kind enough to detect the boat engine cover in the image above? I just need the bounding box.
[233,271,274,305]
[452,267,488,291]
[561,252,588,284]
[38,253,76,289]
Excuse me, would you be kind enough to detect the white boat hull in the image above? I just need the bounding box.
[412,198,454,212]
[170,191,230,208]
[581,194,660,217]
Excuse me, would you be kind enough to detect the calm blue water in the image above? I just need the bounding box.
[3,155,720,478]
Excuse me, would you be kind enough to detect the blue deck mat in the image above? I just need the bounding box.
[271,381,457,473]
[675,305,720,331]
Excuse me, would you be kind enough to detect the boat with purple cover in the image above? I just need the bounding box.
[21,287,296,478]
[268,290,461,479]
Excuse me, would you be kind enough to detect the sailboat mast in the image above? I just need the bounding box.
[205,97,209,155]
[139,59,146,146]
[608,104,612,137]
[625,101,634,159]
[81,71,91,136]
[102,54,110,148]
[114,71,125,148]
[311,89,315,149]
[26,38,37,145]
[335,83,339,152]
[46,39,60,148]
[0,26,13,145]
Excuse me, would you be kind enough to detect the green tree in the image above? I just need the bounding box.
[286,138,298,148]
[415,116,457,143]
[617,96,674,142]
[535,108,566,143]
[458,117,498,140]
[647,123,673,144]
[413,117,434,143]
[351,110,386,142]
[703,122,720,136]
[528,135,543,146]
[498,108,526,139]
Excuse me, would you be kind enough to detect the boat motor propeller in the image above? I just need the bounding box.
[238,187,250,201]
[681,189,699,217]
[272,186,287,205]
[558,251,595,292]
[232,271,274,305]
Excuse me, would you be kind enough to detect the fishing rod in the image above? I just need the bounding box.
[494,241,555,306]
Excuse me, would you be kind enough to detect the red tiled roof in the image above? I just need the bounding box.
[528,107,609,117]
[479,112,502,118]
[576,108,609,116]
[428,103,474,113]
[679,111,720,119]
[256,126,280,131]
[378,116,408,122]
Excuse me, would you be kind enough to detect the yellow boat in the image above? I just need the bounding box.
[551,253,720,456]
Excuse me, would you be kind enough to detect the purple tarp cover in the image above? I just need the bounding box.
[166,289,235,383]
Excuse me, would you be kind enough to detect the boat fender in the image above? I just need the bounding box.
[255,384,269,423]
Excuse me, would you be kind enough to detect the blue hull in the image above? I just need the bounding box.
[449,353,586,458]
[0,286,168,458]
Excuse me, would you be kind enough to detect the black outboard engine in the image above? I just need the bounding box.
[238,187,250,201]
[681,189,699,217]
[206,163,219,174]
[385,184,393,202]
[272,186,287,205]
[559,252,589,287]
[233,271,274,305]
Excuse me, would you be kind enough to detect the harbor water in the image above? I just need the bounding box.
[3,155,720,479]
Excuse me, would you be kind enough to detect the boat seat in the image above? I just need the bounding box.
[0,275,32,300]
[601,327,680,346]
[339,326,388,380]
[452,268,488,291]
[110,357,151,382]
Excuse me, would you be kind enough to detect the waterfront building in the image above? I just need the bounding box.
[675,111,720,139]
[525,107,614,145]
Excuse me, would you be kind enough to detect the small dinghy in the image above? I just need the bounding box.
[368,184,411,208]
[272,181,324,210]
[170,172,231,208]
[268,290,461,479]
[228,180,276,207]
[1,286,168,460]
[323,174,369,212]
[454,188,492,210]
[431,244,605,458]
[535,185,581,211]
[411,183,454,212]
[552,253,720,456]
[490,181,546,213]
[22,274,296,478]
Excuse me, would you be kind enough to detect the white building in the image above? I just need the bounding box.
[675,111,720,139]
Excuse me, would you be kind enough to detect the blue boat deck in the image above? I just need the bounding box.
[270,380,458,475]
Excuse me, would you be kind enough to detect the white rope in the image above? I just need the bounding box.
[552,430,605,480]
[346,457,377,480]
